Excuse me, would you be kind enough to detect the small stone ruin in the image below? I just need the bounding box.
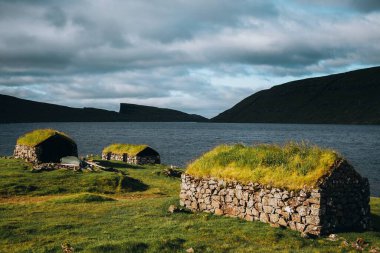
[14,129,78,164]
[101,144,160,165]
[180,160,370,236]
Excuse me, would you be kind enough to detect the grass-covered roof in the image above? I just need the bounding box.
[186,142,341,190]
[16,129,74,147]
[102,143,149,156]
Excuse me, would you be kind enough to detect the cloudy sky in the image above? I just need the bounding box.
[0,0,379,117]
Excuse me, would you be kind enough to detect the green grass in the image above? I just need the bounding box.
[0,158,379,252]
[16,128,74,147]
[102,143,149,156]
[48,193,116,204]
[186,142,340,190]
[0,158,146,196]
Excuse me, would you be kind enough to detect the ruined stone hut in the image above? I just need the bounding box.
[14,129,78,163]
[180,143,370,236]
[102,143,160,165]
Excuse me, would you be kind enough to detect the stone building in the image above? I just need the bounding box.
[14,129,78,163]
[101,143,160,165]
[180,144,370,236]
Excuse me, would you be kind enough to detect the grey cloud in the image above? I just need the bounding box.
[44,6,67,27]
[0,0,379,117]
[297,0,380,13]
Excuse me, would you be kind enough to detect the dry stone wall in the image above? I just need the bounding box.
[13,145,41,163]
[180,162,370,236]
[102,152,160,165]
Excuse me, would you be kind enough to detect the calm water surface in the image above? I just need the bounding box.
[0,122,379,196]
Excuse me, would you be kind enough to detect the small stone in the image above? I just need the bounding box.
[245,214,254,221]
[278,218,287,226]
[269,213,279,223]
[306,215,320,225]
[168,205,179,213]
[263,205,273,214]
[259,213,269,223]
[186,247,195,253]
[327,234,339,241]
[215,208,224,215]
[296,222,306,232]
[296,206,308,216]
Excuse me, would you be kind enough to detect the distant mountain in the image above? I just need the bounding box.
[0,94,208,123]
[119,103,208,122]
[212,66,380,124]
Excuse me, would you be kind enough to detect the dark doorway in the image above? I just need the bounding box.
[38,135,78,163]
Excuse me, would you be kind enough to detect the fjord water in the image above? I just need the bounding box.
[0,122,379,196]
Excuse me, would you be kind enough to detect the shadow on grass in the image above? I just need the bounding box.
[88,242,148,253]
[371,213,380,232]
[122,176,149,192]
[152,238,186,253]
[94,160,143,169]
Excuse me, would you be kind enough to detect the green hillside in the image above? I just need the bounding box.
[213,66,380,124]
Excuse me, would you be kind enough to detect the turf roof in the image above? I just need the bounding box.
[102,143,149,156]
[16,129,74,147]
[186,142,341,190]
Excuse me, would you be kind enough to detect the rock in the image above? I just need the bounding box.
[186,247,195,253]
[61,243,74,253]
[278,218,287,227]
[269,213,279,223]
[162,168,182,177]
[263,206,273,214]
[168,205,179,213]
[296,223,306,232]
[296,206,308,216]
[259,213,269,223]
[215,208,224,215]
[300,232,310,238]
[306,215,320,226]
[327,233,339,241]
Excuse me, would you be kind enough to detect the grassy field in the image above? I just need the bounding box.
[0,158,379,252]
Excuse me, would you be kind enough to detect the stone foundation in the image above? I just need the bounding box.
[13,145,41,163]
[180,161,370,236]
[101,152,160,165]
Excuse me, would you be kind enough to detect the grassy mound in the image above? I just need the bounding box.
[186,142,340,190]
[16,129,74,147]
[103,143,149,156]
[50,193,115,204]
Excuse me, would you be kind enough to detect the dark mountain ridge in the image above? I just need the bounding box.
[212,66,380,124]
[119,103,208,122]
[0,94,208,123]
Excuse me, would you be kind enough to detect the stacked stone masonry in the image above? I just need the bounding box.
[14,145,41,163]
[180,161,370,236]
[101,152,159,165]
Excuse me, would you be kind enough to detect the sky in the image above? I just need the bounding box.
[0,0,379,118]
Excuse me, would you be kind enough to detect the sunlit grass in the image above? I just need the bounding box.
[0,158,379,252]
[102,143,149,156]
[0,158,145,196]
[186,142,340,190]
[16,128,74,147]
